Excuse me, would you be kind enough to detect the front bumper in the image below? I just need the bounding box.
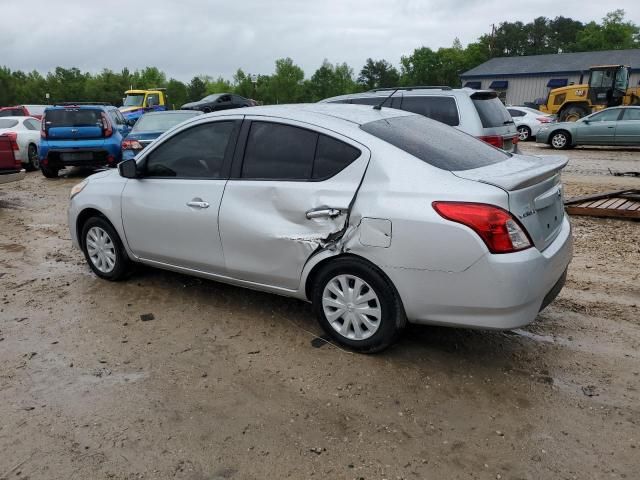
[387,215,573,329]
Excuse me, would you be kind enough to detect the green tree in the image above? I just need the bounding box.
[358,58,399,90]
[233,69,256,99]
[305,60,357,101]
[187,76,207,102]
[269,57,304,103]
[166,78,188,109]
[575,10,639,51]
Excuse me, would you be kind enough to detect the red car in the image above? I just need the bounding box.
[0,105,48,120]
[0,133,25,185]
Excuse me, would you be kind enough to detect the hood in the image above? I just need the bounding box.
[119,106,144,114]
[88,168,119,181]
[180,102,200,109]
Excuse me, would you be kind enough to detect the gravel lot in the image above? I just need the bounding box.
[1,144,638,480]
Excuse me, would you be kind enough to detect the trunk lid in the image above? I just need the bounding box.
[453,154,568,251]
[44,108,104,140]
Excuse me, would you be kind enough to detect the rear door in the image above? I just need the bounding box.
[575,108,622,144]
[219,118,369,290]
[121,118,241,272]
[614,108,640,145]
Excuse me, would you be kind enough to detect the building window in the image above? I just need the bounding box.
[547,78,568,88]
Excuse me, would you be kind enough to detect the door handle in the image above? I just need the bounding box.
[306,207,343,219]
[186,200,210,209]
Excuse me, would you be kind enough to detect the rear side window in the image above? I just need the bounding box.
[360,114,508,171]
[472,95,512,128]
[145,121,236,179]
[400,96,460,126]
[24,119,40,130]
[242,122,316,179]
[241,121,361,180]
[313,135,360,179]
[45,109,102,127]
[508,109,525,117]
[0,119,19,128]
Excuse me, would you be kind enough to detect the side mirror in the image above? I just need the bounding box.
[127,118,137,127]
[118,159,138,178]
[582,119,590,124]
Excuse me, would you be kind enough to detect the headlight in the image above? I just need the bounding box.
[70,180,88,199]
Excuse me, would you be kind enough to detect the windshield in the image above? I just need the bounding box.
[44,109,102,127]
[0,119,19,128]
[360,114,509,171]
[472,95,513,127]
[615,67,629,91]
[132,112,200,132]
[123,95,145,107]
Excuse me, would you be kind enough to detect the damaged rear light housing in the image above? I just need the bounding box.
[432,201,532,254]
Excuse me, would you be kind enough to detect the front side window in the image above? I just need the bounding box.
[622,108,640,121]
[400,96,460,126]
[144,121,236,178]
[146,94,160,107]
[588,109,621,122]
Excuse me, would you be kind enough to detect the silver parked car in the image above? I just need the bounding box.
[320,87,519,152]
[68,104,572,352]
[537,106,640,149]
[506,106,554,141]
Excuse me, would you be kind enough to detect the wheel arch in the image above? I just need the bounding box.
[75,208,115,249]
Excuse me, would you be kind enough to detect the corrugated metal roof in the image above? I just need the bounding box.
[461,49,640,78]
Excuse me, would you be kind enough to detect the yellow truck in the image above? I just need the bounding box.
[119,88,169,123]
[540,65,640,121]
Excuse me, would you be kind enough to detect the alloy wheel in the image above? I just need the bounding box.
[517,126,530,141]
[322,274,382,341]
[86,226,117,273]
[28,145,39,169]
[551,133,567,149]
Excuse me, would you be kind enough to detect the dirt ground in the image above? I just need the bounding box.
[1,143,639,480]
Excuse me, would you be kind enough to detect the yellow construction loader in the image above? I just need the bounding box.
[540,65,640,121]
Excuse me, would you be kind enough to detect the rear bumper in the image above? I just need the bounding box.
[387,215,573,329]
[43,148,119,168]
[0,169,26,184]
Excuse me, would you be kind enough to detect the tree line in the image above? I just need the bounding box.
[0,10,637,108]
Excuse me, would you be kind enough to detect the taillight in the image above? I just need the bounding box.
[432,202,532,254]
[101,112,113,137]
[477,135,504,149]
[6,132,19,151]
[121,139,143,150]
[537,116,552,123]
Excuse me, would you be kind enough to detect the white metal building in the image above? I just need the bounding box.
[459,49,640,105]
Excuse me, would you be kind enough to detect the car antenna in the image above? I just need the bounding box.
[373,88,398,110]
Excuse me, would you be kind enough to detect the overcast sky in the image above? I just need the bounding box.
[1,0,638,81]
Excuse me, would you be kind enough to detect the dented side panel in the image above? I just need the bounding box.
[218,154,370,290]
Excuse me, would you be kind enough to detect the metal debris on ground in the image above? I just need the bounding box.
[564,189,640,219]
[608,168,640,178]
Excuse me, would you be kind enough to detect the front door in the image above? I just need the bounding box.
[575,108,622,144]
[219,119,369,290]
[614,108,640,145]
[121,119,240,273]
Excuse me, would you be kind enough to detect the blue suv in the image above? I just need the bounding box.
[39,103,131,178]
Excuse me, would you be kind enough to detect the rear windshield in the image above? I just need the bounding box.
[360,114,509,171]
[0,119,19,128]
[0,109,24,117]
[472,95,513,128]
[44,109,102,127]
[132,112,199,132]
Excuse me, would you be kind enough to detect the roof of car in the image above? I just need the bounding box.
[320,87,490,104]
[142,110,203,116]
[200,103,413,127]
[45,104,114,111]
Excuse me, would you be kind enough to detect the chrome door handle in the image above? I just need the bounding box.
[306,207,343,219]
[186,200,210,209]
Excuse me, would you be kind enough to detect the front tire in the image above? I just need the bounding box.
[312,257,406,353]
[517,125,531,142]
[41,166,59,178]
[549,131,571,150]
[25,144,39,171]
[81,217,131,281]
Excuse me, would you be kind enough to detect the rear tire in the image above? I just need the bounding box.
[549,131,571,150]
[312,257,406,353]
[81,216,131,281]
[25,144,39,171]
[41,166,59,178]
[517,125,531,142]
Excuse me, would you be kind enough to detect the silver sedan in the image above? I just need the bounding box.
[68,104,572,352]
